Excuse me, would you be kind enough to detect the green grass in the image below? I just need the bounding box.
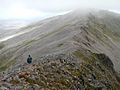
[0,43,5,49]
[0,59,16,71]
[22,39,36,46]
[57,43,64,47]
[73,50,96,64]
[88,15,120,41]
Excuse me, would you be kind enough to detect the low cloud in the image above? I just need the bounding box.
[0,0,120,20]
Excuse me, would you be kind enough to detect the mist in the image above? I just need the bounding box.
[0,0,120,20]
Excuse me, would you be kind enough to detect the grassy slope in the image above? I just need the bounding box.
[0,10,120,89]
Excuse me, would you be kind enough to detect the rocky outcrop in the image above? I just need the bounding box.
[95,53,114,71]
[0,9,120,89]
[0,51,120,90]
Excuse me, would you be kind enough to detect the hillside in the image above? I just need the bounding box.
[0,9,120,89]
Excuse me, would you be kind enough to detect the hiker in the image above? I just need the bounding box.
[27,55,32,64]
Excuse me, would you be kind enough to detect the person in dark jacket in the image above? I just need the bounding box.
[27,55,32,64]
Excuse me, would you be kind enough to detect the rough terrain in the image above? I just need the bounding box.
[0,9,120,89]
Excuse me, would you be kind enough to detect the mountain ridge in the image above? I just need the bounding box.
[0,9,120,89]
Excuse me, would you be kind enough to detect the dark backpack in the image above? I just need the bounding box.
[27,56,32,64]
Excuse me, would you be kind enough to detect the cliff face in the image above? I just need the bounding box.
[0,9,120,89]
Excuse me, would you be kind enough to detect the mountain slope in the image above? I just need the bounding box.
[1,9,120,71]
[0,53,120,90]
[0,9,120,89]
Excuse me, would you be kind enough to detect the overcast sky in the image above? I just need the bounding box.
[0,0,120,20]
